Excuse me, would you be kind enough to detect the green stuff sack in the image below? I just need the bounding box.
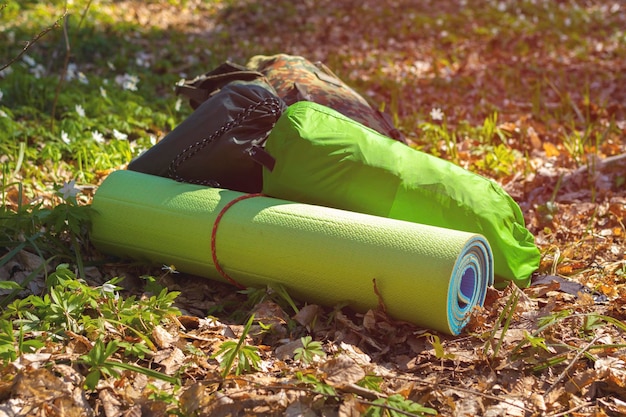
[262,101,540,287]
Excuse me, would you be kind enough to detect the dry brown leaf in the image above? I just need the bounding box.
[543,142,560,158]
[99,388,123,417]
[153,347,186,375]
[321,354,365,387]
[337,394,362,417]
[483,398,525,417]
[564,368,597,394]
[152,325,177,350]
[275,339,304,361]
[293,304,322,329]
[527,126,542,150]
[179,382,218,415]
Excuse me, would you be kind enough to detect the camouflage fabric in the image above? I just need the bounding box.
[176,54,405,143]
[247,54,405,143]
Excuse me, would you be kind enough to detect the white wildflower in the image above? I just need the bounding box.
[100,87,107,98]
[0,66,13,77]
[115,73,139,91]
[112,129,128,140]
[175,98,182,112]
[100,282,119,299]
[77,72,89,85]
[75,104,85,118]
[135,51,152,68]
[162,264,179,274]
[0,110,8,118]
[149,135,157,146]
[59,180,79,200]
[22,55,36,67]
[30,64,46,79]
[65,63,77,81]
[92,130,104,143]
[61,131,71,144]
[430,107,444,121]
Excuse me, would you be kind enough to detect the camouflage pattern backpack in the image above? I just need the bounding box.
[176,54,406,143]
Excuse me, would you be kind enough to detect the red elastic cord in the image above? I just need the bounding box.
[211,193,264,289]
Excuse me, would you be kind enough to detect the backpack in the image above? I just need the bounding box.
[127,82,285,193]
[176,54,406,143]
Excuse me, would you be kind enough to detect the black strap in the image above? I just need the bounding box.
[176,62,265,109]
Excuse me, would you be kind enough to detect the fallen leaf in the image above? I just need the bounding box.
[321,354,365,387]
[154,347,186,375]
[543,142,560,157]
[152,325,177,349]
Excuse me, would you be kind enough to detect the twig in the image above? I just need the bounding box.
[544,334,601,395]
[76,0,93,30]
[372,278,387,313]
[545,401,594,417]
[0,11,68,73]
[566,153,626,178]
[439,384,534,413]
[391,375,534,413]
[340,382,384,400]
[392,376,535,413]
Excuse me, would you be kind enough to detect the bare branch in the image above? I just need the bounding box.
[0,11,68,73]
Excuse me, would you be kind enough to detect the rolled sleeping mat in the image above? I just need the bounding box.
[90,170,494,335]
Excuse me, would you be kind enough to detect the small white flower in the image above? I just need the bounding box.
[65,63,77,81]
[59,180,79,200]
[102,283,116,293]
[175,98,182,112]
[115,73,139,91]
[149,135,157,146]
[0,110,8,118]
[135,51,152,68]
[113,129,128,140]
[162,264,180,274]
[92,130,104,143]
[100,87,107,98]
[100,282,119,300]
[430,107,444,121]
[22,55,36,67]
[75,104,85,118]
[30,64,46,79]
[77,72,89,85]
[0,67,13,78]
[61,131,71,144]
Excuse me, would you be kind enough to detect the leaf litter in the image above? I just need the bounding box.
[1,0,625,416]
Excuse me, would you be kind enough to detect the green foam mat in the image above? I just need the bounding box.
[90,170,494,335]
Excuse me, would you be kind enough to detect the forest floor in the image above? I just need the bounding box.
[1,0,625,416]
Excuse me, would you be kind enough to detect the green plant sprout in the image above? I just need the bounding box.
[211,314,262,378]
[364,394,437,417]
[293,335,325,364]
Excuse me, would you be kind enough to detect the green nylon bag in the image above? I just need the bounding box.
[262,101,540,287]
